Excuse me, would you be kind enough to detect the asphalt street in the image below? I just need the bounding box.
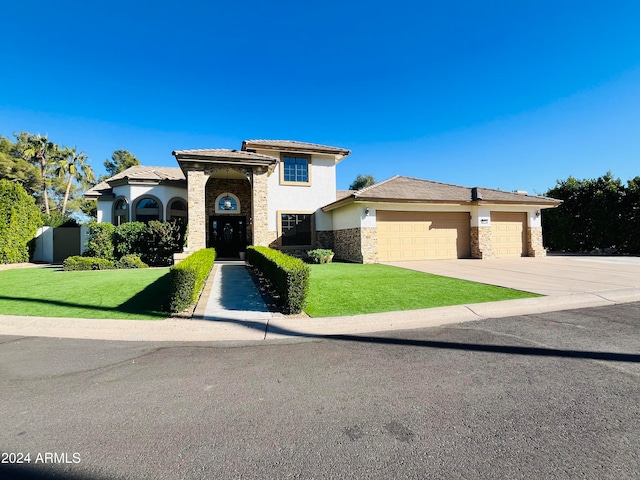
[1,302,639,479]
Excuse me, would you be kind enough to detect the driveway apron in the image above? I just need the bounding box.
[384,255,640,296]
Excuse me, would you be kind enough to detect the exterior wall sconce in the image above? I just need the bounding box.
[364,207,370,216]
[535,210,541,218]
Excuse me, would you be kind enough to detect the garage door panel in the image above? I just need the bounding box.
[378,211,470,261]
[491,212,526,258]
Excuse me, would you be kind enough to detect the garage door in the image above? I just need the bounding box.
[491,212,527,257]
[377,211,470,261]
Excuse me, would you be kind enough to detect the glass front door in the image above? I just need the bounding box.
[210,216,247,258]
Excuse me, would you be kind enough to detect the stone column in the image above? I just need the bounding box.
[471,227,493,259]
[361,227,379,263]
[186,169,209,252]
[251,167,275,246]
[527,226,546,257]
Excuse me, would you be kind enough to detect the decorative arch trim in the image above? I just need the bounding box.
[214,192,241,214]
[133,194,164,222]
[167,196,188,221]
[112,196,130,226]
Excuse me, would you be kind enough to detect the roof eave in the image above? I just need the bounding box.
[173,152,278,167]
[242,141,351,157]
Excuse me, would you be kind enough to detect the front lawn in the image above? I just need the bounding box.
[0,267,171,320]
[305,263,539,317]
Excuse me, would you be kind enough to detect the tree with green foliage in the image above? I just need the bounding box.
[55,146,95,214]
[0,179,42,263]
[14,132,60,214]
[0,136,40,195]
[102,149,139,180]
[542,171,638,253]
[349,174,376,191]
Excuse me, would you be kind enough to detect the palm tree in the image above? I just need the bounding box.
[55,146,95,214]
[14,132,58,214]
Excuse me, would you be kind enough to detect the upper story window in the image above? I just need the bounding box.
[280,154,311,185]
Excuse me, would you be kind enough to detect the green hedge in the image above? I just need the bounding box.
[117,254,148,269]
[63,256,116,271]
[246,246,310,314]
[0,179,42,264]
[84,223,115,260]
[169,248,215,313]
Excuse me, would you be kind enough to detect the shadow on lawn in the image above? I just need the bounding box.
[0,272,172,319]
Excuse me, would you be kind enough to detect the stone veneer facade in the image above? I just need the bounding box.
[185,169,208,252]
[252,168,276,248]
[334,227,378,263]
[470,227,494,259]
[526,226,546,257]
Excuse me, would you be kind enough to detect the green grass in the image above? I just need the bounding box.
[0,267,171,320]
[305,263,540,317]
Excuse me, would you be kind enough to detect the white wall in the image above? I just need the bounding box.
[333,202,545,230]
[96,184,188,224]
[263,154,338,232]
[32,226,53,263]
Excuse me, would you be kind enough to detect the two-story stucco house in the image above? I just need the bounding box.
[85,139,561,262]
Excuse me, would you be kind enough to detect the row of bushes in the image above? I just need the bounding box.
[247,246,310,314]
[0,180,42,264]
[63,254,148,271]
[85,221,186,266]
[169,248,216,313]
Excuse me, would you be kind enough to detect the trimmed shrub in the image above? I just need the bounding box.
[169,248,215,313]
[247,246,310,314]
[113,222,147,259]
[63,255,116,271]
[117,254,148,269]
[143,220,184,267]
[0,179,42,264]
[84,222,115,260]
[307,249,334,264]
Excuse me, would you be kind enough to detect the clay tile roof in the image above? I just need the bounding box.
[241,139,351,156]
[336,190,356,200]
[354,176,560,204]
[172,148,278,163]
[83,166,185,198]
[323,176,561,210]
[107,165,185,182]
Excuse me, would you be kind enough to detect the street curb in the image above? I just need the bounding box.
[1,288,639,342]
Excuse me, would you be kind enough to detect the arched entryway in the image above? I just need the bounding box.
[205,168,252,258]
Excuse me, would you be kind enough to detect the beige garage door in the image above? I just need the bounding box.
[377,211,470,261]
[491,212,527,257]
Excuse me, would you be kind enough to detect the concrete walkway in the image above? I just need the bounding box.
[0,256,639,342]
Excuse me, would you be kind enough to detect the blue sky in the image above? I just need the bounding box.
[1,0,639,193]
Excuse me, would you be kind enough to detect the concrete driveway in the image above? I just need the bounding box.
[385,254,640,296]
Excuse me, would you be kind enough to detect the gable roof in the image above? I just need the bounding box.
[323,175,561,211]
[84,166,185,198]
[241,139,351,157]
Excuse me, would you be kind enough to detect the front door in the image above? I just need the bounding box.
[210,216,247,258]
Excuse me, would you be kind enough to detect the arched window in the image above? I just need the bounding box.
[112,197,129,226]
[134,196,163,223]
[214,193,241,214]
[168,198,188,225]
